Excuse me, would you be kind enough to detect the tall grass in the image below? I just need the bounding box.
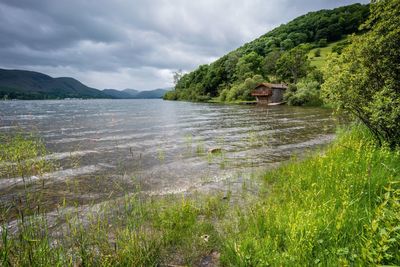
[1,125,399,266]
[221,125,400,266]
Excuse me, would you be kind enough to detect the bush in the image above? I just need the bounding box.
[225,75,264,102]
[322,0,400,148]
[318,38,328,47]
[331,40,350,54]
[285,79,322,106]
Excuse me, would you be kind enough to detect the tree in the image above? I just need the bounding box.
[235,52,263,81]
[322,0,400,148]
[172,69,183,86]
[262,50,282,77]
[276,46,310,83]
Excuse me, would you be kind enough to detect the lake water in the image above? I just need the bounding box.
[0,99,337,216]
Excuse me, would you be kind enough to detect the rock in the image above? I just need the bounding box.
[199,251,220,267]
[208,147,222,154]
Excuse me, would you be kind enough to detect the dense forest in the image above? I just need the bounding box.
[164,3,370,105]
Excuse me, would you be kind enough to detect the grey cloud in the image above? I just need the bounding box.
[0,0,369,90]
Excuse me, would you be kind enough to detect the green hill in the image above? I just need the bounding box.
[307,38,350,69]
[0,69,110,100]
[0,69,170,100]
[164,3,370,103]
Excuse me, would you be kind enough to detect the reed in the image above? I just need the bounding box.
[1,125,399,266]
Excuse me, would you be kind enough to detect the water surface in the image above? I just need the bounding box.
[0,99,336,214]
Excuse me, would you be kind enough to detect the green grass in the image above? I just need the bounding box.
[1,126,399,266]
[220,125,400,266]
[308,38,348,69]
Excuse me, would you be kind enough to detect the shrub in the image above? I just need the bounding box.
[322,0,400,148]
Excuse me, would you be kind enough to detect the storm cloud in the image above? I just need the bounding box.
[0,0,369,90]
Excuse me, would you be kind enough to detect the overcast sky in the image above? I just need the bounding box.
[0,0,368,90]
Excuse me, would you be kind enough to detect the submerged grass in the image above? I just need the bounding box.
[1,125,399,266]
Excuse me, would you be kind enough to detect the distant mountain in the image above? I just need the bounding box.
[134,88,170,99]
[0,68,171,100]
[0,69,110,100]
[103,89,135,99]
[103,88,170,99]
[122,89,139,96]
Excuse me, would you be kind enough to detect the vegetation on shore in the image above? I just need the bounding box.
[1,0,399,265]
[1,125,399,266]
[164,3,369,106]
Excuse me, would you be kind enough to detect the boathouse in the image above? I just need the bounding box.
[251,83,288,104]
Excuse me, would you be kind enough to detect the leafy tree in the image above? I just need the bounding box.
[235,52,263,81]
[276,46,310,83]
[322,0,400,148]
[285,79,322,106]
[226,75,264,102]
[262,50,282,77]
[166,3,370,102]
[172,69,183,85]
[281,38,294,50]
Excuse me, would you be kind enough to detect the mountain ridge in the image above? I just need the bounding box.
[0,68,169,100]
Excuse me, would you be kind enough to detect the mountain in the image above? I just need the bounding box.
[122,89,139,96]
[133,88,170,99]
[0,68,170,100]
[103,88,170,99]
[0,69,110,100]
[103,89,135,99]
[164,3,370,102]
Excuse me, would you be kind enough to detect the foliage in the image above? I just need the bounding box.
[362,182,400,265]
[220,125,400,266]
[172,69,183,85]
[318,38,328,47]
[235,52,263,81]
[0,133,51,179]
[1,125,400,265]
[331,39,350,54]
[222,75,264,102]
[322,0,400,148]
[285,80,322,107]
[166,3,369,102]
[276,46,311,83]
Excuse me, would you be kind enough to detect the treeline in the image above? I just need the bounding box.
[164,3,369,104]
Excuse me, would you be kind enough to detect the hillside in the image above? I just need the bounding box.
[123,89,139,95]
[102,88,169,99]
[0,69,110,100]
[0,69,169,100]
[134,88,170,99]
[103,89,135,99]
[164,3,370,103]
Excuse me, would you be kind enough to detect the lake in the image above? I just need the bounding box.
[0,99,337,216]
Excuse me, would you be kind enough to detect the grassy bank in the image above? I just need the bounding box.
[220,125,400,266]
[1,125,399,266]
